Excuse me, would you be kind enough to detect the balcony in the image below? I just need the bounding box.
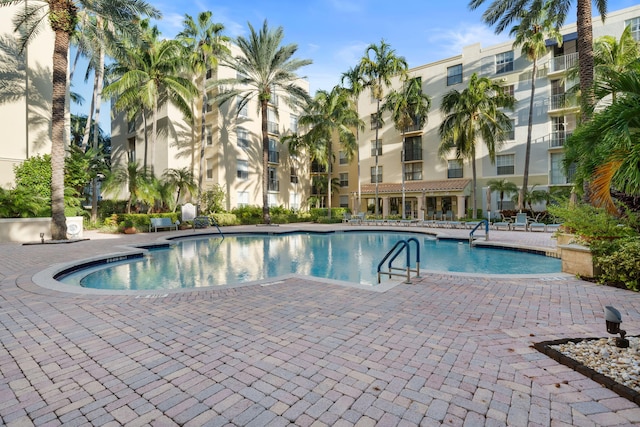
[536,131,573,148]
[550,52,578,73]
[267,121,280,135]
[268,180,280,192]
[549,93,578,112]
[268,150,280,164]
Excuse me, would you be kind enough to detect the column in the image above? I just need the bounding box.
[457,195,466,220]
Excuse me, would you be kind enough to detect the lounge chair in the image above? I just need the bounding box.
[511,212,529,231]
[528,222,546,232]
[545,223,561,233]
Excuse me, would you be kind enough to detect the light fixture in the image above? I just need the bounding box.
[40,232,45,244]
[605,306,629,348]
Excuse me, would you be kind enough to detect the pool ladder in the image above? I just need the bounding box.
[469,220,489,245]
[377,238,421,284]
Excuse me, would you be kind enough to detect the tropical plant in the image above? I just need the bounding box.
[512,184,550,211]
[438,73,515,218]
[510,3,562,210]
[293,86,362,218]
[212,20,312,224]
[487,178,518,211]
[177,12,230,190]
[564,67,640,213]
[357,40,408,216]
[1,0,159,239]
[382,77,431,218]
[162,167,197,211]
[200,184,227,214]
[102,161,155,213]
[0,187,47,218]
[104,20,198,172]
[310,176,340,208]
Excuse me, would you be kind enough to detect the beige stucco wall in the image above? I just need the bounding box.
[0,216,84,243]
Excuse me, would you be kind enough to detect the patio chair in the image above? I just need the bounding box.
[492,212,512,230]
[511,212,529,231]
[528,222,546,232]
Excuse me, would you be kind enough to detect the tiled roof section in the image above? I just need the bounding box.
[360,179,471,194]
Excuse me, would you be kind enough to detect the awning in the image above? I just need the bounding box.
[360,179,472,195]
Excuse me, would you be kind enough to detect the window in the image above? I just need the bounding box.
[371,139,382,157]
[237,127,250,149]
[370,113,382,130]
[339,173,348,187]
[290,114,298,133]
[127,120,136,134]
[339,151,348,165]
[551,116,567,147]
[206,68,213,80]
[290,167,298,184]
[206,125,213,146]
[405,162,422,181]
[447,64,463,86]
[370,166,382,183]
[502,84,514,98]
[127,137,136,163]
[626,17,640,41]
[550,153,576,184]
[237,191,249,208]
[268,138,280,163]
[311,160,326,173]
[403,136,422,161]
[268,193,278,207]
[495,51,514,74]
[206,158,213,180]
[447,159,463,178]
[237,160,248,180]
[339,195,349,208]
[268,167,279,192]
[237,99,248,117]
[496,154,515,175]
[268,107,279,135]
[507,119,515,140]
[290,192,300,210]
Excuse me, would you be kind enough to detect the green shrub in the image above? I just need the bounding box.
[98,199,128,218]
[309,207,349,221]
[548,202,635,243]
[231,205,263,224]
[594,237,640,291]
[212,213,239,226]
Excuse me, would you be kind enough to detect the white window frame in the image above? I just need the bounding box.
[447,64,463,86]
[237,127,250,149]
[237,191,249,208]
[626,17,640,42]
[496,154,515,175]
[495,51,514,74]
[237,160,248,180]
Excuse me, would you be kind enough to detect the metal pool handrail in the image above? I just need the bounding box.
[469,219,489,245]
[377,237,421,284]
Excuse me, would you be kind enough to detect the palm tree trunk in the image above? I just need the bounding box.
[327,143,332,219]
[471,146,477,219]
[150,99,158,175]
[91,47,105,223]
[519,58,537,211]
[577,0,595,114]
[374,98,380,217]
[198,75,207,192]
[51,29,70,240]
[143,112,149,168]
[80,75,96,150]
[401,131,406,219]
[261,100,271,224]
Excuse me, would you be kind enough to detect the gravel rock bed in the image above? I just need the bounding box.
[551,336,640,394]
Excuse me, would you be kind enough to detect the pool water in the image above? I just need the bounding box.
[59,231,561,291]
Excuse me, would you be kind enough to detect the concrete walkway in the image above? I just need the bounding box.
[1,224,639,426]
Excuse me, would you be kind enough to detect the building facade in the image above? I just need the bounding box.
[0,5,54,188]
[110,45,311,212]
[345,4,640,219]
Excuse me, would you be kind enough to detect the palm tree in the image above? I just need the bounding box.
[510,4,562,210]
[469,0,608,112]
[177,12,230,192]
[487,178,518,211]
[357,40,408,217]
[212,20,312,224]
[296,86,362,218]
[2,0,159,240]
[565,67,640,213]
[382,77,431,219]
[162,167,197,211]
[439,73,515,219]
[104,21,198,173]
[102,161,155,214]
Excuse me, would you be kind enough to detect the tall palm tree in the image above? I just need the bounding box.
[469,0,608,112]
[296,86,362,218]
[565,67,640,213]
[177,12,230,192]
[382,77,431,219]
[357,40,408,217]
[488,178,519,211]
[213,20,312,225]
[104,22,198,173]
[439,73,515,219]
[510,3,562,210]
[102,161,155,214]
[2,0,159,240]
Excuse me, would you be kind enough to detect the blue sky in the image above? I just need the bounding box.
[71,0,639,133]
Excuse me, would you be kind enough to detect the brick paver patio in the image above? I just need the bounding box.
[1,224,639,426]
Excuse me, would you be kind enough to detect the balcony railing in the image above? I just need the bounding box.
[550,52,578,73]
[268,150,280,164]
[267,121,280,135]
[549,93,576,111]
[268,180,280,192]
[535,132,574,148]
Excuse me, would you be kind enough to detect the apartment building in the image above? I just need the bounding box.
[110,45,311,212]
[347,4,640,219]
[0,5,54,188]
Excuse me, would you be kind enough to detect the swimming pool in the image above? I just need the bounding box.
[58,231,561,290]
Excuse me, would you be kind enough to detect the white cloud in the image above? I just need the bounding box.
[326,0,365,13]
[427,24,511,57]
[334,42,368,67]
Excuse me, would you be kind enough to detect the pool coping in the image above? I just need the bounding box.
[32,228,568,296]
